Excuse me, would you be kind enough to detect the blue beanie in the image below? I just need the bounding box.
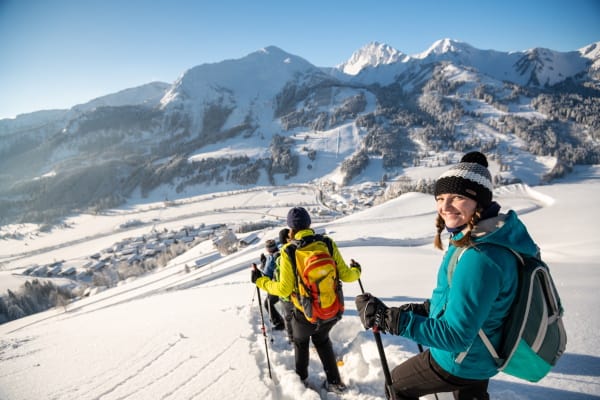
[287,207,311,230]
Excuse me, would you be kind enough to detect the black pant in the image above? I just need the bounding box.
[281,300,295,339]
[264,294,284,327]
[291,310,341,384]
[389,349,489,400]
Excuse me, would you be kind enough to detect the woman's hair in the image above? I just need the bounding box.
[434,208,483,250]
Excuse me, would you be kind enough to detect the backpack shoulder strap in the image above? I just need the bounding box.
[447,246,469,286]
[285,240,315,296]
[452,243,522,366]
[284,243,300,291]
[315,234,334,256]
[447,243,524,286]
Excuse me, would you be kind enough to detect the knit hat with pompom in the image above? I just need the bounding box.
[434,151,493,207]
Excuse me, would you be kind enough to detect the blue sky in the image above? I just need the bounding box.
[1,0,599,119]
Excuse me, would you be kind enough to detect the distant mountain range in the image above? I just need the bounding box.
[1,39,599,226]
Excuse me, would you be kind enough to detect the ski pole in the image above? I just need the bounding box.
[266,293,274,343]
[252,263,272,379]
[358,278,398,400]
[251,284,257,304]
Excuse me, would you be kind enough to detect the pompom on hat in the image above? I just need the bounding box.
[434,151,493,208]
[286,207,311,230]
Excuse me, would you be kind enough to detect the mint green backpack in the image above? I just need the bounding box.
[449,245,567,382]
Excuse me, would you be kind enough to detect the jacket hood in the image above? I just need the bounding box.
[471,210,539,257]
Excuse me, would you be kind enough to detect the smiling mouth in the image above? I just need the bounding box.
[443,212,461,217]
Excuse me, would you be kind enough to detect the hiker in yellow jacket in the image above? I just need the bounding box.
[251,207,361,394]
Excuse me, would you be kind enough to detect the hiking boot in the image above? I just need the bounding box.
[323,380,347,394]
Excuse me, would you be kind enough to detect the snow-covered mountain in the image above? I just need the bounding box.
[0,39,598,228]
[162,46,319,105]
[337,41,407,75]
[73,81,170,113]
[580,41,600,77]
[343,38,597,87]
[159,46,329,135]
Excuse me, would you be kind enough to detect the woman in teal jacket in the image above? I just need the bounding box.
[356,151,539,400]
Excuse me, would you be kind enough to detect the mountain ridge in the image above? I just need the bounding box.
[0,38,598,227]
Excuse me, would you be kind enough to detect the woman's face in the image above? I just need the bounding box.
[435,193,478,229]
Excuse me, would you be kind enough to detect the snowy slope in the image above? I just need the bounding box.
[71,81,170,113]
[0,166,599,400]
[580,41,600,72]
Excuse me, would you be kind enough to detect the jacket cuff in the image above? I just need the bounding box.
[256,276,269,290]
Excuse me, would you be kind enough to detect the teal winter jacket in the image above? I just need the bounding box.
[399,210,539,379]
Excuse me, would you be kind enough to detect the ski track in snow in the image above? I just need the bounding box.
[48,334,186,400]
[47,327,244,400]
[156,338,240,400]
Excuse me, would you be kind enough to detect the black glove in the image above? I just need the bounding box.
[260,253,266,268]
[350,259,361,272]
[355,293,403,335]
[401,300,430,317]
[251,265,264,283]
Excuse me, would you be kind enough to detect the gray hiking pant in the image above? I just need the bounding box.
[390,349,489,400]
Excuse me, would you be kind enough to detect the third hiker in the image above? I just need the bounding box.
[260,238,285,331]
